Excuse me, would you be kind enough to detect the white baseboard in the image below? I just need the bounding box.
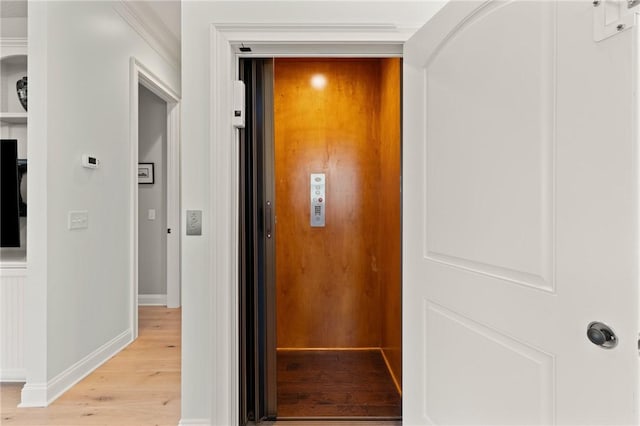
[138,294,167,306]
[178,420,210,426]
[19,329,132,407]
[19,382,47,407]
[0,368,26,382]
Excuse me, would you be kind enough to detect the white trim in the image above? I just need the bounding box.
[23,1,49,406]
[166,101,182,309]
[0,265,28,276]
[130,58,182,339]
[130,59,140,340]
[0,37,27,57]
[18,382,46,407]
[0,37,28,48]
[233,43,403,57]
[136,60,181,103]
[213,23,415,43]
[0,368,26,382]
[209,23,407,426]
[209,25,237,425]
[114,2,179,70]
[19,329,131,407]
[138,294,167,306]
[177,419,211,426]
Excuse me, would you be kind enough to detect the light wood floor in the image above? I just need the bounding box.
[1,308,398,426]
[0,307,181,426]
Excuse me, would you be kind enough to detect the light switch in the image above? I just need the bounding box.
[186,210,202,236]
[148,209,156,220]
[68,210,89,230]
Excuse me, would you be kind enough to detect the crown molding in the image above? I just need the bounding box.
[114,1,179,70]
[212,22,417,46]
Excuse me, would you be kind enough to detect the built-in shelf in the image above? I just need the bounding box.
[1,44,28,266]
[0,248,27,268]
[0,112,27,124]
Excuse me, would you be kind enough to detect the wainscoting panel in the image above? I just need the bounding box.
[0,268,26,382]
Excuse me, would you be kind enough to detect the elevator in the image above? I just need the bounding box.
[239,57,402,424]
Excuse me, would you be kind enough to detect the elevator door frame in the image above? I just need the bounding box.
[208,23,409,426]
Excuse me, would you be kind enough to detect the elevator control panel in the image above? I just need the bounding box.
[310,173,325,227]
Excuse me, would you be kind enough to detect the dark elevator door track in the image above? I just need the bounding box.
[277,350,401,419]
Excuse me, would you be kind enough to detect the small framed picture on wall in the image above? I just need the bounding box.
[138,163,154,184]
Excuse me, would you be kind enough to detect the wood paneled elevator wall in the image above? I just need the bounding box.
[274,58,401,387]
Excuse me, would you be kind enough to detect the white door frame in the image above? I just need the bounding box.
[208,23,409,424]
[130,58,181,338]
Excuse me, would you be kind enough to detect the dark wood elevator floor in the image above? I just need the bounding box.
[277,349,401,418]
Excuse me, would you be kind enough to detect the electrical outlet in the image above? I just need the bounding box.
[68,210,89,230]
[186,210,202,236]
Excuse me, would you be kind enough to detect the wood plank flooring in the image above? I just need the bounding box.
[277,350,401,419]
[0,307,180,426]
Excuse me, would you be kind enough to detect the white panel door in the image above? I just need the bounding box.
[403,1,640,424]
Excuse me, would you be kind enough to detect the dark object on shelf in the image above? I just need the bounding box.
[1,139,21,247]
[17,159,27,217]
[16,76,27,111]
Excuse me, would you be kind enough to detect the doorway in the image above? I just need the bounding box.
[240,57,402,423]
[138,84,168,306]
[130,58,181,337]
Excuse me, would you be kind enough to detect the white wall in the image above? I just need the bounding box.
[138,84,167,297]
[180,1,443,423]
[25,0,179,405]
[1,18,27,38]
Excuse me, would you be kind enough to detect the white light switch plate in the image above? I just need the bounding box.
[186,210,202,235]
[148,209,156,220]
[68,210,88,230]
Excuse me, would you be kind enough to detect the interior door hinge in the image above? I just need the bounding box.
[594,0,638,42]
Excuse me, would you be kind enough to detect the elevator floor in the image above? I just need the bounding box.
[277,349,401,418]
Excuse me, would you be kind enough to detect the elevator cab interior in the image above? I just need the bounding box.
[239,57,402,423]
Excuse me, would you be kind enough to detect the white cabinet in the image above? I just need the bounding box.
[1,39,28,266]
[0,38,27,382]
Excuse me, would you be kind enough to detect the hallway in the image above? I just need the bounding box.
[0,307,180,425]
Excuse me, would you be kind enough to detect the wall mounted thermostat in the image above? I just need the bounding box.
[233,80,245,129]
[310,173,326,227]
[82,154,100,169]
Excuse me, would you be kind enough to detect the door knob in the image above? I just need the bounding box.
[587,322,617,348]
